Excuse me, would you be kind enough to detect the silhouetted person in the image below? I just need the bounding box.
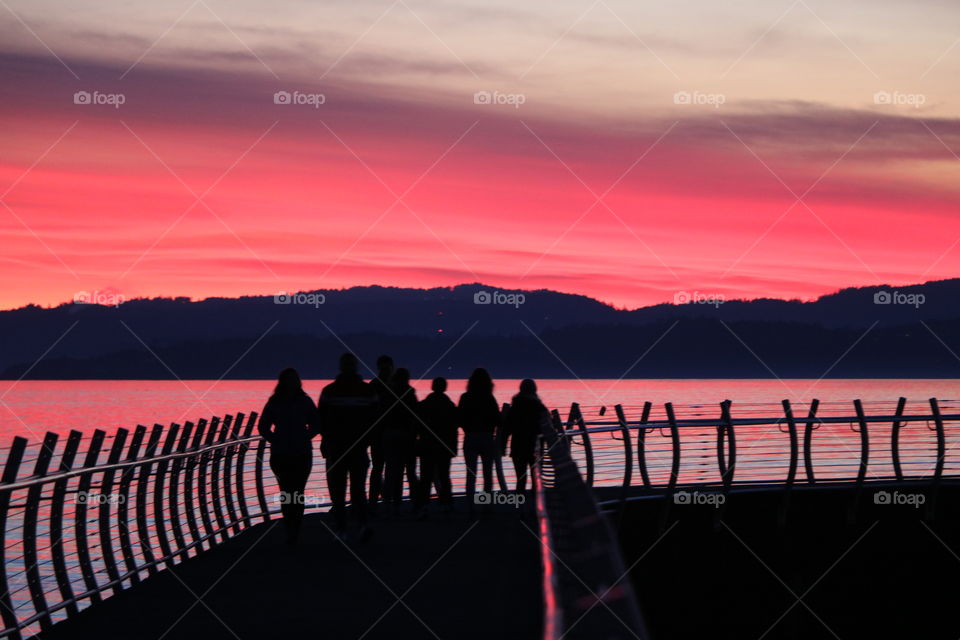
[501,379,546,492]
[257,368,319,544]
[416,377,458,512]
[459,368,501,509]
[318,353,378,540]
[368,355,395,509]
[382,368,419,510]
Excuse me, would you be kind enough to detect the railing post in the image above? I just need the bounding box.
[928,398,946,481]
[117,425,147,587]
[23,432,58,632]
[781,400,799,487]
[234,413,258,530]
[209,415,233,542]
[0,437,27,639]
[254,434,270,522]
[75,429,106,604]
[718,400,736,486]
[853,399,870,485]
[570,403,594,487]
[197,417,220,543]
[636,402,652,488]
[183,419,208,552]
[663,403,681,490]
[135,425,164,576]
[98,429,129,595]
[891,397,907,481]
[154,423,181,568]
[614,405,633,495]
[221,414,244,536]
[168,422,194,563]
[803,399,820,484]
[49,430,82,618]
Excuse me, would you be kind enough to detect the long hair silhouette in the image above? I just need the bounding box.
[466,367,494,395]
[271,367,305,400]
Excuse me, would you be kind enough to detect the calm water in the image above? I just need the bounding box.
[0,378,956,440]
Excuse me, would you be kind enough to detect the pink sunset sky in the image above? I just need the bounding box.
[1,0,959,310]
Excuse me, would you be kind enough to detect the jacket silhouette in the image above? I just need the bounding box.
[417,377,458,509]
[501,379,546,492]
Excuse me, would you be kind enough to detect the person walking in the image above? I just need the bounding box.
[318,353,378,540]
[257,368,320,544]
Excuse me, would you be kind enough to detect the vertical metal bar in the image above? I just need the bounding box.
[234,414,257,530]
[636,402,652,488]
[614,405,633,493]
[208,416,233,542]
[49,430,82,618]
[154,424,181,569]
[24,433,58,631]
[221,414,244,535]
[0,437,27,639]
[853,399,870,485]
[196,417,220,543]
[75,430,106,604]
[168,422,194,563]
[183,419,208,551]
[663,403,681,490]
[929,398,946,481]
[254,436,270,522]
[718,400,736,485]
[98,429,129,595]
[571,403,594,487]
[803,399,820,484]
[135,425,164,577]
[117,425,146,586]
[782,400,799,486]
[890,397,907,481]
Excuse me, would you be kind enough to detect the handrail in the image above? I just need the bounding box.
[0,412,264,639]
[537,409,650,640]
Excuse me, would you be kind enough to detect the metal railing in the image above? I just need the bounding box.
[0,413,285,639]
[535,409,650,640]
[551,397,960,500]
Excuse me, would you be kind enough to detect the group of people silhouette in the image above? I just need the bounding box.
[257,353,547,543]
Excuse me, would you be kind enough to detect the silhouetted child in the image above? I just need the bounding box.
[257,368,320,544]
[458,368,501,511]
[382,367,419,510]
[416,377,458,513]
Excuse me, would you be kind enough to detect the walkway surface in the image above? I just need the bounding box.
[40,502,542,640]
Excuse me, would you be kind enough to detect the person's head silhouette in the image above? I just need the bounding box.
[394,367,411,387]
[272,367,304,399]
[376,354,394,378]
[467,367,494,395]
[339,352,359,376]
[519,378,537,396]
[432,377,447,393]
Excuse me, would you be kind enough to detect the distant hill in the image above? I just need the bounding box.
[1,280,959,379]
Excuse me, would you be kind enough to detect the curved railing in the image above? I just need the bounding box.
[0,413,290,639]
[551,398,960,503]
